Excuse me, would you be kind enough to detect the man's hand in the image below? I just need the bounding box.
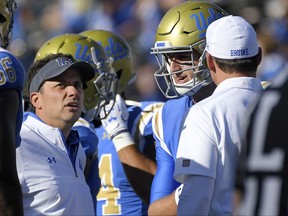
[100,94,134,151]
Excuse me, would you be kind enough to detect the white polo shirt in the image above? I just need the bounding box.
[17,113,94,215]
[174,77,263,215]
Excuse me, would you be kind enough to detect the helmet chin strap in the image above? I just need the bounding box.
[174,80,203,97]
[184,84,203,97]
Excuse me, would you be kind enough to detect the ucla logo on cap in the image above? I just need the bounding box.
[56,57,73,66]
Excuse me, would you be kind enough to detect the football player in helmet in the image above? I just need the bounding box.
[0,0,25,215]
[151,1,226,98]
[148,1,228,215]
[79,29,163,215]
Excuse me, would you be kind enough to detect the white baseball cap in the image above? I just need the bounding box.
[205,15,259,59]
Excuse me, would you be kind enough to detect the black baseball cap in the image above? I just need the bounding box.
[29,57,95,94]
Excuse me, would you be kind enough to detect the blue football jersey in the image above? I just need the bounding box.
[150,95,193,203]
[0,48,25,147]
[96,99,163,216]
[73,117,99,207]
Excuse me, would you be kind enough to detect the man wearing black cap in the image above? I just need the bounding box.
[16,53,96,215]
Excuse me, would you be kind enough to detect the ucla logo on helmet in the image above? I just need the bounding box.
[190,7,225,39]
[74,42,93,64]
[98,37,128,61]
[73,42,106,67]
[207,8,225,24]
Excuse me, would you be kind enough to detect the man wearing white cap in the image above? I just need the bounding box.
[174,15,263,215]
[16,53,96,215]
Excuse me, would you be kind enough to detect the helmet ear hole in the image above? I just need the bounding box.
[116,69,123,80]
[0,14,6,23]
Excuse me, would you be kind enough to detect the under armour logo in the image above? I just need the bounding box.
[47,156,57,164]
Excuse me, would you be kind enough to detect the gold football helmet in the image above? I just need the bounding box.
[151,1,228,98]
[35,33,118,120]
[80,29,134,94]
[0,0,17,48]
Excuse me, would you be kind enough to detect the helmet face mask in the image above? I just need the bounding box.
[88,47,118,120]
[83,66,118,121]
[35,34,118,120]
[80,30,134,95]
[153,40,211,98]
[0,0,16,48]
[151,1,228,98]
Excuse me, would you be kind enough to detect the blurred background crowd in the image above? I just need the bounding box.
[9,0,288,101]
